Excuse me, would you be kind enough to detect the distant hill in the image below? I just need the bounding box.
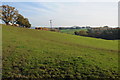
[2,25,119,79]
[60,29,87,34]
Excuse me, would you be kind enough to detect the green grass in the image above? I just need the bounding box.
[2,25,119,79]
[60,29,87,34]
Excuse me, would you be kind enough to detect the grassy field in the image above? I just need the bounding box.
[2,25,119,79]
[60,29,87,34]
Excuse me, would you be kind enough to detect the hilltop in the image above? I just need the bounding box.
[2,25,119,79]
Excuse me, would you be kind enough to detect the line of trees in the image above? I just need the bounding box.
[0,5,31,28]
[58,26,91,30]
[74,27,120,40]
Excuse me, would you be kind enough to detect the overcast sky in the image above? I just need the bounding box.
[2,2,118,27]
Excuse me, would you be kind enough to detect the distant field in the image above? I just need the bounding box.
[2,25,119,79]
[60,29,87,34]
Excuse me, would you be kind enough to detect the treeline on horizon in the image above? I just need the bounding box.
[74,26,120,40]
[0,5,31,28]
[58,26,91,30]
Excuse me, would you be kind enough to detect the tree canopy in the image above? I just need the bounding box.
[1,5,18,24]
[1,5,31,28]
[16,14,31,28]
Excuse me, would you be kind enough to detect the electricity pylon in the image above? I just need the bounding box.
[49,20,52,29]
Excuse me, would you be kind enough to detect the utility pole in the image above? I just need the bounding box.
[49,20,52,29]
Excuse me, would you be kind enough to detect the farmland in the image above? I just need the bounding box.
[2,25,119,79]
[60,29,87,34]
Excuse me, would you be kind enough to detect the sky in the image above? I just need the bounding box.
[2,1,118,27]
[1,0,120,2]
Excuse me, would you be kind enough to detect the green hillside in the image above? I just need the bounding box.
[60,29,87,34]
[2,25,119,79]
